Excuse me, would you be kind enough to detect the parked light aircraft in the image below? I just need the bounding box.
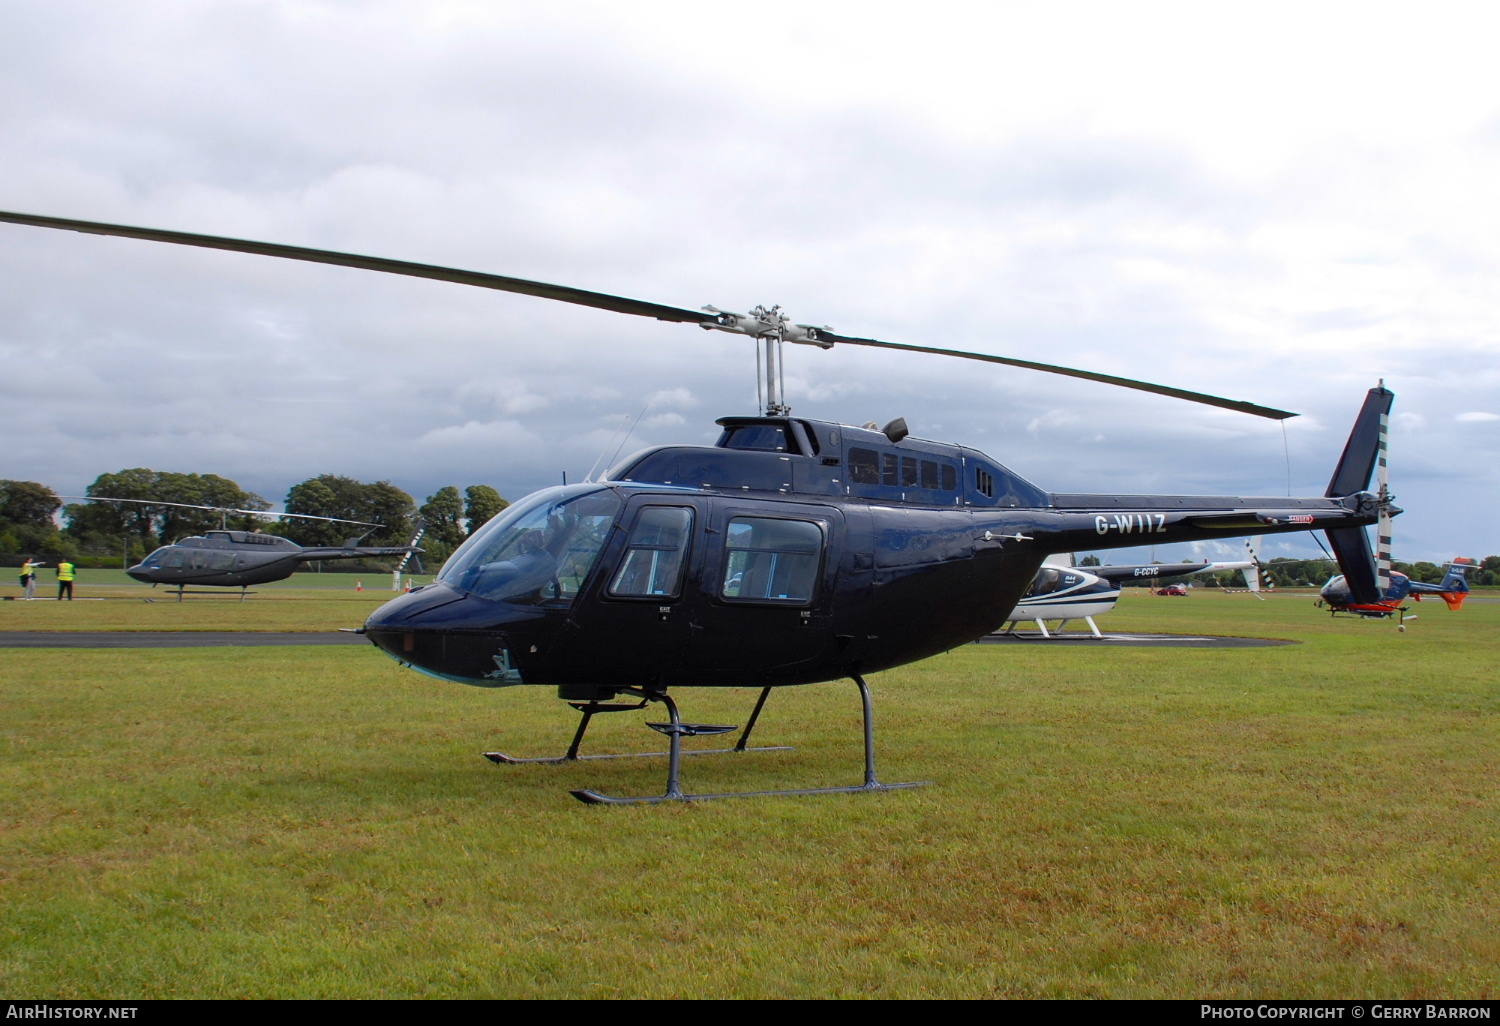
[1001,557,1259,638]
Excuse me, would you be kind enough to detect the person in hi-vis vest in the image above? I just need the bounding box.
[56,560,75,601]
[20,558,42,600]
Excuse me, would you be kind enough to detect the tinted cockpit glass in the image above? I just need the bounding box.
[438,486,623,606]
[141,547,172,569]
[720,425,790,452]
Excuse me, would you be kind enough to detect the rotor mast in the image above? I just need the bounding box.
[700,303,833,416]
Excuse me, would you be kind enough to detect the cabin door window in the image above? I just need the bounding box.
[720,517,824,603]
[608,507,694,599]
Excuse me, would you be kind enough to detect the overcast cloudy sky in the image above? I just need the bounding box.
[2,1,1498,563]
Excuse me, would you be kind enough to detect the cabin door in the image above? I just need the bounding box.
[682,501,843,684]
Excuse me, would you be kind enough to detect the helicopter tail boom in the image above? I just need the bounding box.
[294,545,421,562]
[1039,386,1393,572]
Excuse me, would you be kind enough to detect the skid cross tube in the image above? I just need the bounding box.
[483,690,790,766]
[570,675,929,805]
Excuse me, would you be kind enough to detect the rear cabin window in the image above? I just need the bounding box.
[849,448,879,484]
[721,517,824,603]
[608,507,693,599]
[848,447,958,493]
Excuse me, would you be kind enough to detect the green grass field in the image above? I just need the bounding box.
[0,571,432,632]
[2,591,1496,998]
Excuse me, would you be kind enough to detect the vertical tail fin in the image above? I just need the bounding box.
[1325,384,1396,498]
[1325,527,1380,603]
[1323,384,1396,605]
[1437,558,1475,608]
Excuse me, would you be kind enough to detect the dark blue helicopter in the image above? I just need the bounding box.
[0,210,1389,804]
[65,496,422,598]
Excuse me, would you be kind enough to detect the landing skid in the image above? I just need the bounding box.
[571,780,924,805]
[483,687,791,766]
[483,745,793,766]
[561,676,927,805]
[1000,615,1104,639]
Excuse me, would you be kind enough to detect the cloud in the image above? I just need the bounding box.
[645,388,698,410]
[1026,409,1082,435]
[2,3,1499,559]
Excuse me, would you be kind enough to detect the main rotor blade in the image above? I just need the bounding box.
[3,209,1295,417]
[818,331,1297,420]
[0,210,712,325]
[62,495,379,527]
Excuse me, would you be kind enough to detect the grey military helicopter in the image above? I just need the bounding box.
[69,496,422,598]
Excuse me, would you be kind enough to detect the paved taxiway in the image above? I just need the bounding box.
[0,632,370,648]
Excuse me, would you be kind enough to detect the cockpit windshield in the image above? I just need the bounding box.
[140,547,173,569]
[438,485,623,606]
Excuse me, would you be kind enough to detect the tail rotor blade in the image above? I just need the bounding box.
[1375,401,1393,595]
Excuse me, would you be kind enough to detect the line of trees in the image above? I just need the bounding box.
[63,470,270,559]
[0,480,66,557]
[8,474,1500,584]
[0,471,511,571]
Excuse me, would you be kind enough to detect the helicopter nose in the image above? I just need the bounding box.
[125,565,152,583]
[365,580,468,629]
[363,582,541,687]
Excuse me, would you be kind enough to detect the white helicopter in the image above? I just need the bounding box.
[999,540,1262,638]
